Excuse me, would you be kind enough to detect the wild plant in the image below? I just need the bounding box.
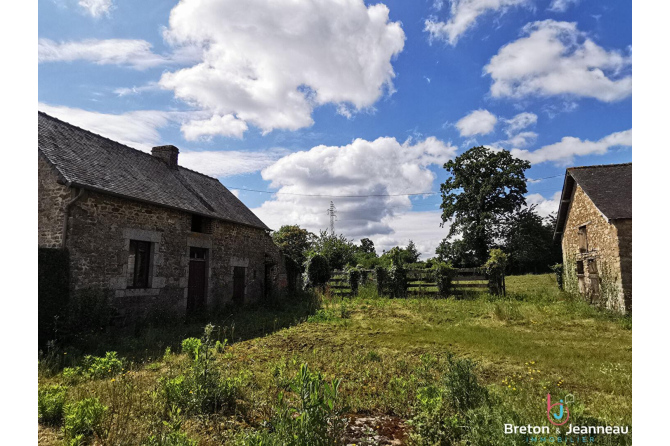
[63,397,108,444]
[237,363,343,446]
[38,384,68,425]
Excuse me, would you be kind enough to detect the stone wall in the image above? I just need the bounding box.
[38,159,287,319]
[614,219,632,312]
[38,155,70,248]
[561,184,629,312]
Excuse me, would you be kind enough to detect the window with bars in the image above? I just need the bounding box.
[128,240,151,288]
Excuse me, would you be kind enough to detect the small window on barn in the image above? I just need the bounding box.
[576,260,584,276]
[587,259,598,275]
[191,215,212,234]
[128,240,152,288]
[578,225,588,253]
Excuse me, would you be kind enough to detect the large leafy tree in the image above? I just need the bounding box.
[502,207,561,274]
[435,238,478,268]
[272,225,315,266]
[358,238,376,255]
[311,230,356,270]
[439,146,531,265]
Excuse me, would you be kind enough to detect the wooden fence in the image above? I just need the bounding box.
[328,267,491,297]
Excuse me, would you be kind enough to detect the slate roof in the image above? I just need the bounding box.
[38,111,269,230]
[554,163,632,241]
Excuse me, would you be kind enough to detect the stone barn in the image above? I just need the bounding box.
[38,112,287,319]
[553,163,632,313]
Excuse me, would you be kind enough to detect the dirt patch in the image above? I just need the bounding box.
[343,414,408,445]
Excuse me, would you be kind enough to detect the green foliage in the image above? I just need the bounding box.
[161,325,241,415]
[388,263,408,298]
[272,225,315,267]
[303,254,331,289]
[375,265,387,296]
[432,261,457,297]
[442,354,489,414]
[503,207,561,274]
[347,267,361,295]
[180,338,202,360]
[142,431,198,446]
[435,238,479,267]
[236,363,343,446]
[63,397,108,442]
[379,240,421,267]
[38,384,68,426]
[408,385,461,445]
[440,146,531,264]
[310,230,356,270]
[83,351,123,379]
[357,238,376,255]
[550,263,564,290]
[484,249,508,295]
[408,355,490,445]
[61,352,124,381]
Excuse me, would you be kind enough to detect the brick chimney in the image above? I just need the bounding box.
[151,145,179,169]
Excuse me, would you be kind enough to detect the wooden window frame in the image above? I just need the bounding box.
[578,225,588,253]
[128,240,152,289]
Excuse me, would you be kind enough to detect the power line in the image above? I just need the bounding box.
[224,174,563,199]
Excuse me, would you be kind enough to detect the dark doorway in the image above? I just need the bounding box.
[187,247,208,312]
[233,266,246,304]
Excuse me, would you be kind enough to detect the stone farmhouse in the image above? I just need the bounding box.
[38,112,287,319]
[554,163,632,313]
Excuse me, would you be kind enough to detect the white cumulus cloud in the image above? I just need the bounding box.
[78,0,113,18]
[159,0,405,137]
[526,191,561,217]
[38,38,167,70]
[252,136,457,241]
[504,112,537,135]
[511,129,632,164]
[39,103,285,177]
[178,149,289,178]
[548,0,579,13]
[484,20,632,102]
[425,0,532,45]
[181,115,249,141]
[455,109,498,137]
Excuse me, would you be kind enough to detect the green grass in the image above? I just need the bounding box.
[38,274,632,445]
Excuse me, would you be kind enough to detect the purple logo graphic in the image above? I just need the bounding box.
[547,393,570,426]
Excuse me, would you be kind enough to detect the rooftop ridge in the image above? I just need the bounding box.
[38,111,221,182]
[567,162,632,171]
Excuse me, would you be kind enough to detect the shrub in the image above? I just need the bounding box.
[161,325,241,415]
[83,351,123,379]
[408,385,461,446]
[388,264,408,298]
[443,354,489,414]
[432,262,457,297]
[347,267,361,295]
[181,338,202,360]
[484,249,508,296]
[375,265,387,296]
[550,263,564,290]
[236,363,343,446]
[38,384,68,426]
[303,254,330,289]
[63,397,107,441]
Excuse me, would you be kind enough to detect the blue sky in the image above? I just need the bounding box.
[38,0,632,257]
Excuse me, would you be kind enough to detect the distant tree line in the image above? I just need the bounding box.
[272,146,561,276]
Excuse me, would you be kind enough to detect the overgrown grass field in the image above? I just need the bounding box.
[38,274,632,445]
